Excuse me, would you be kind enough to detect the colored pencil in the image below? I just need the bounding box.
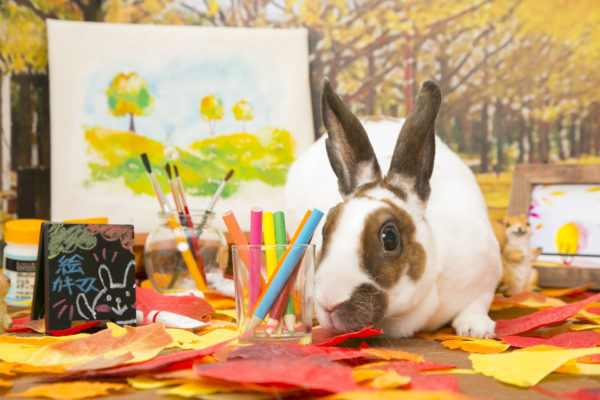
[248,207,263,311]
[246,209,323,332]
[222,210,249,267]
[140,153,207,292]
[274,211,297,335]
[263,212,278,331]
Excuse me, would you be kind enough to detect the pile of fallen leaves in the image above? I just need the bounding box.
[1,284,600,400]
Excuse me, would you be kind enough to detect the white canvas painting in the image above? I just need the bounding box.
[529,183,600,268]
[48,20,313,233]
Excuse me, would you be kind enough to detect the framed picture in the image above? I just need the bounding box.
[507,164,600,288]
[47,20,314,233]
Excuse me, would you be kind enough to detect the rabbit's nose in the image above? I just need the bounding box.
[322,300,344,314]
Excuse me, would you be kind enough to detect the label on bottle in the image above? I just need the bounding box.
[3,256,37,306]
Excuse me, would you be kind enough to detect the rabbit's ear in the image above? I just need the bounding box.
[321,80,382,198]
[98,264,112,289]
[385,80,441,202]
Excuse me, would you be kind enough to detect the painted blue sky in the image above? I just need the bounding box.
[83,51,283,147]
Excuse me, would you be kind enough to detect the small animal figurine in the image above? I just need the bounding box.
[495,215,542,294]
[285,80,502,338]
[0,272,12,332]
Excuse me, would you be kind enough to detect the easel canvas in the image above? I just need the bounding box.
[47,20,314,233]
[32,223,136,331]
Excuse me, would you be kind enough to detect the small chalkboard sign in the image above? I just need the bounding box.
[32,223,136,331]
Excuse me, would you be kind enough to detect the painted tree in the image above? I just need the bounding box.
[106,72,154,133]
[200,94,224,137]
[232,100,253,131]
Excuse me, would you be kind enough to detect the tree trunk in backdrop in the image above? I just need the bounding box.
[480,101,489,173]
[538,119,550,163]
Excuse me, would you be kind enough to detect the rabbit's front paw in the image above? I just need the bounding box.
[452,306,496,339]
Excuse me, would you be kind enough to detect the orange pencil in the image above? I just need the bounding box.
[222,210,249,267]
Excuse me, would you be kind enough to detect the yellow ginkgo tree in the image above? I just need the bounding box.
[232,100,253,132]
[106,72,154,133]
[200,94,224,137]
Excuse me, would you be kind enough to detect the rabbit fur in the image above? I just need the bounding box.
[284,80,502,338]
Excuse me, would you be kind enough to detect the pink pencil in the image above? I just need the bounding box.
[249,207,263,311]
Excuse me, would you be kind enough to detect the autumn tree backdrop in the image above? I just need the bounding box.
[1,0,599,220]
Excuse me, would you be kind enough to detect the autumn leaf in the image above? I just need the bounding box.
[470,347,600,387]
[194,357,362,393]
[26,323,173,367]
[7,381,130,400]
[495,292,600,336]
[441,338,510,354]
[500,331,600,349]
[227,343,368,362]
[324,390,483,400]
[136,286,214,322]
[312,326,383,347]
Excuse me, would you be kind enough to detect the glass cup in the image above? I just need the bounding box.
[144,210,228,292]
[232,244,315,344]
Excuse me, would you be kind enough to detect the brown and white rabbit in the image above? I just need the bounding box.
[284,80,502,338]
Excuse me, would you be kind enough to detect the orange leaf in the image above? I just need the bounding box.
[0,362,17,376]
[27,323,173,367]
[441,339,510,354]
[7,382,130,400]
[0,377,12,387]
[361,348,423,361]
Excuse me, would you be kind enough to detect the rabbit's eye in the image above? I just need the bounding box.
[106,294,112,302]
[381,225,400,252]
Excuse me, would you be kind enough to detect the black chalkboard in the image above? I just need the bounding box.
[32,223,136,331]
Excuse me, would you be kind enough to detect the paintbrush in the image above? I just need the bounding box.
[140,153,207,292]
[173,165,190,216]
[164,163,183,215]
[166,163,206,289]
[206,169,234,212]
[197,169,234,233]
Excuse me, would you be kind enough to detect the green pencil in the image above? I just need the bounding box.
[274,211,296,335]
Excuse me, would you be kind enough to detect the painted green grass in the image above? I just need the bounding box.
[84,126,296,198]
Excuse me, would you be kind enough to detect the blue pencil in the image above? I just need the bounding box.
[245,209,323,332]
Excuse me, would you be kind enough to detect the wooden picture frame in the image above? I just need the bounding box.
[507,163,600,289]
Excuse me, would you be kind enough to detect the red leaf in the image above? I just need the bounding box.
[374,360,456,372]
[227,343,368,362]
[560,387,600,400]
[136,286,214,322]
[495,292,600,336]
[407,372,460,392]
[501,331,600,349]
[48,321,102,336]
[193,357,361,393]
[311,326,383,347]
[47,338,233,381]
[576,353,600,364]
[587,308,600,316]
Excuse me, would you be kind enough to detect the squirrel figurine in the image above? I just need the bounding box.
[491,215,542,294]
[0,272,12,333]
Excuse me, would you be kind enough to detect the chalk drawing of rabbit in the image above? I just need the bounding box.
[76,260,135,322]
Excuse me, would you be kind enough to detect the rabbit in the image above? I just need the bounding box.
[76,260,136,325]
[284,80,502,338]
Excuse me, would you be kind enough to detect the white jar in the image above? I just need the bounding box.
[2,219,46,308]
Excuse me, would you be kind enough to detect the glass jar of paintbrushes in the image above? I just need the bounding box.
[144,210,228,293]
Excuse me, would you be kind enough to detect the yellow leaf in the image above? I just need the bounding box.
[570,324,600,331]
[441,338,510,354]
[0,362,17,376]
[361,348,423,361]
[0,377,12,387]
[352,368,384,383]
[27,323,173,367]
[175,329,239,350]
[470,348,600,387]
[127,376,189,390]
[368,370,411,389]
[157,379,242,397]
[555,359,600,375]
[214,309,237,319]
[7,381,130,400]
[324,389,481,400]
